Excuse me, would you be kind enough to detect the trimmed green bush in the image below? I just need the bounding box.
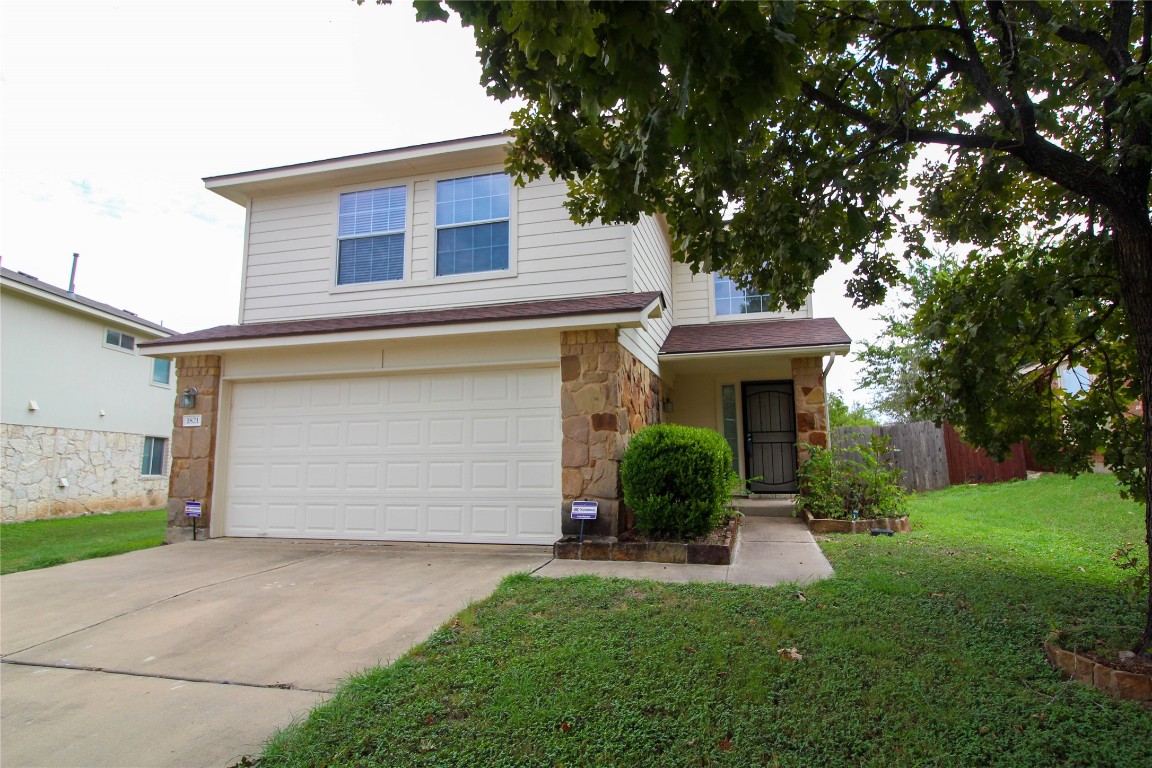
[796,435,908,520]
[621,424,733,538]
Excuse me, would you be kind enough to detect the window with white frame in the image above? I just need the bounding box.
[435,173,510,276]
[337,185,407,285]
[141,436,166,476]
[151,358,172,386]
[104,328,136,351]
[714,274,774,316]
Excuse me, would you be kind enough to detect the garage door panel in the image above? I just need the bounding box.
[518,369,557,402]
[303,504,339,534]
[344,504,379,534]
[384,419,422,447]
[473,505,510,535]
[224,369,561,543]
[348,378,384,406]
[428,461,465,490]
[517,414,557,445]
[384,504,420,534]
[429,418,466,447]
[266,503,301,533]
[473,416,510,446]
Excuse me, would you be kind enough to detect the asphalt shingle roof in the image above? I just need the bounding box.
[142,291,665,348]
[660,317,851,355]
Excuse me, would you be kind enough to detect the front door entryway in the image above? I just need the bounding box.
[742,381,798,493]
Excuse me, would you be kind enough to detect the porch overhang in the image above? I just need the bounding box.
[658,317,851,365]
[139,292,665,357]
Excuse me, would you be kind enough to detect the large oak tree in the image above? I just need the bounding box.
[383,1,1152,655]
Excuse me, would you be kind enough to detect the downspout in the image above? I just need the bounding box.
[823,352,837,447]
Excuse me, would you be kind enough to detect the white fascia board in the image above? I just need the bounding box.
[141,300,662,358]
[659,343,851,363]
[204,135,510,204]
[1,279,171,338]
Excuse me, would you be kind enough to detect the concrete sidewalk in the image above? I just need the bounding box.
[533,516,834,586]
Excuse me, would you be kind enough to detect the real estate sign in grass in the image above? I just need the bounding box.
[260,474,1151,768]
[0,509,166,575]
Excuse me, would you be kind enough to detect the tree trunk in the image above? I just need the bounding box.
[1112,216,1152,658]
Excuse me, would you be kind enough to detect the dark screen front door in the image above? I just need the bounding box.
[742,381,798,493]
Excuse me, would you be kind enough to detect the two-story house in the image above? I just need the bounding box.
[143,134,850,545]
[2,267,176,520]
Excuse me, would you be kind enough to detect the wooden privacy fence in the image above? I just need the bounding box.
[832,421,1032,492]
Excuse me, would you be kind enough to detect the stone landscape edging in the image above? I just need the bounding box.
[1044,641,1152,708]
[553,519,740,565]
[803,511,911,534]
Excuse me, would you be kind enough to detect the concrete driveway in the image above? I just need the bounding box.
[1,539,553,768]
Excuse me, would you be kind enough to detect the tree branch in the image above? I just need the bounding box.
[1025,1,1128,76]
[801,81,1004,151]
[1109,1,1136,71]
[949,0,1018,130]
[1142,0,1151,65]
[800,82,1128,212]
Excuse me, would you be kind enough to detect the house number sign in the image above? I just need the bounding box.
[182,414,202,427]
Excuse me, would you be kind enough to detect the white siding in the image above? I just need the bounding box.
[0,291,173,437]
[619,215,673,375]
[240,171,631,323]
[671,261,813,325]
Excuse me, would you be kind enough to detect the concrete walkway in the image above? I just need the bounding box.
[534,516,834,586]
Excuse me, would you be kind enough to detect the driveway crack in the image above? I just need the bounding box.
[0,658,333,694]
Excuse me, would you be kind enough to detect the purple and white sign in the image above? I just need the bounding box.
[570,500,598,520]
[184,501,202,519]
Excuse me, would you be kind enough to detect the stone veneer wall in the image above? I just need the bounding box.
[560,330,661,536]
[791,356,828,462]
[1,425,169,521]
[166,355,222,543]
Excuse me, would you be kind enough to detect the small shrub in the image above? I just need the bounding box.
[796,435,908,520]
[621,424,733,538]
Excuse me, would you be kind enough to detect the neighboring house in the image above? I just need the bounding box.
[1,267,177,521]
[143,134,850,545]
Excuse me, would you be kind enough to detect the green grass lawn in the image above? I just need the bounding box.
[0,509,166,575]
[260,474,1151,768]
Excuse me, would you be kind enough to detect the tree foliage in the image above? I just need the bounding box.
[827,390,881,429]
[386,0,1152,651]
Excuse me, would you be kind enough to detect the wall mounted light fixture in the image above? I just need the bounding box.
[179,387,198,409]
[662,396,673,413]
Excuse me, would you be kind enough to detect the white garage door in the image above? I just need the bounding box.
[222,367,561,544]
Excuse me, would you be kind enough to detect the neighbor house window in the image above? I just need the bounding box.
[104,329,135,351]
[337,185,407,285]
[151,358,172,386]
[714,275,773,316]
[435,172,510,276]
[141,436,166,476]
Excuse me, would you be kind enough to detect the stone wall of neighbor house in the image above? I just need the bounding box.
[791,356,828,463]
[561,330,662,536]
[166,355,221,543]
[1,425,169,521]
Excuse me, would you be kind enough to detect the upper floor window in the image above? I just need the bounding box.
[337,186,406,285]
[436,173,510,276]
[151,358,172,386]
[714,274,773,316]
[104,328,135,351]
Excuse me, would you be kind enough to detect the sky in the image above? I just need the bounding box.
[1,0,888,405]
